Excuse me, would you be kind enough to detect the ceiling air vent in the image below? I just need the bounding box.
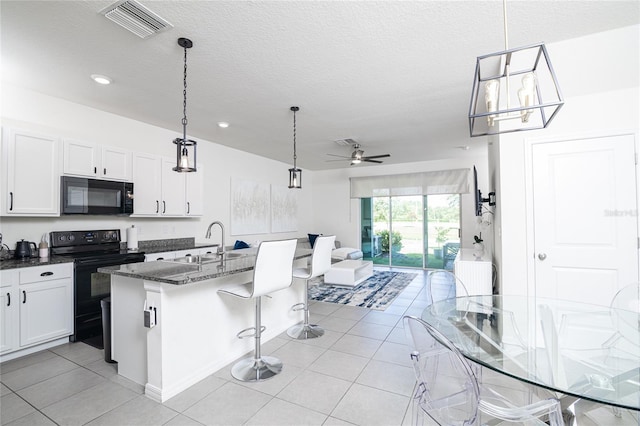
[100,0,173,39]
[334,138,356,147]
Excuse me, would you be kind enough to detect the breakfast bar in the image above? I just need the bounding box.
[99,248,311,402]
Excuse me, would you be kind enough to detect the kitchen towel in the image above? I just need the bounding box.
[127,225,138,250]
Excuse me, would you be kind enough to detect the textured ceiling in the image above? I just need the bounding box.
[2,1,638,170]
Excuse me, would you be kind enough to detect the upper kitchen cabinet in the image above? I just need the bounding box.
[185,163,203,216]
[2,127,60,216]
[63,139,131,181]
[132,153,189,217]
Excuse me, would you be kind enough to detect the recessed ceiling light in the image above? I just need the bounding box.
[217,122,229,128]
[91,74,112,85]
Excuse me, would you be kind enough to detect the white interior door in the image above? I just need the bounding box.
[531,134,638,305]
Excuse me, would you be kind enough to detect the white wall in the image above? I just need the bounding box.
[493,25,640,295]
[311,155,490,251]
[0,85,314,247]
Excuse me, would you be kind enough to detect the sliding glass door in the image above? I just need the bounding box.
[362,194,460,270]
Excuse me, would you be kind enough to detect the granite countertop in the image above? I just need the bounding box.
[99,248,312,285]
[0,255,75,271]
[0,238,221,270]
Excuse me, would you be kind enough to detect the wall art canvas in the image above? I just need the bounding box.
[271,185,298,233]
[231,178,270,235]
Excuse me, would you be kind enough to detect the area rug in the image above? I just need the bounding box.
[308,271,417,311]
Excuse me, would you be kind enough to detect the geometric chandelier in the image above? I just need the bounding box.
[468,1,564,137]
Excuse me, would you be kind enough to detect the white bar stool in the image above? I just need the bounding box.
[287,235,335,339]
[217,238,298,381]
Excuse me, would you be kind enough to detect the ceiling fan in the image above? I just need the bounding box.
[327,140,391,165]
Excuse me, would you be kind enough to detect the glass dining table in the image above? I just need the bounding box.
[421,295,640,415]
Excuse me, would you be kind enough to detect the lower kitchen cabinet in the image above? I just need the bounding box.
[19,278,73,347]
[0,270,18,354]
[0,263,73,359]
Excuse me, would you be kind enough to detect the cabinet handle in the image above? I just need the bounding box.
[40,271,54,277]
[9,192,13,211]
[6,292,10,306]
[187,202,190,214]
[104,168,107,175]
[22,290,26,304]
[156,200,159,213]
[94,167,97,174]
[157,257,164,260]
[162,201,166,214]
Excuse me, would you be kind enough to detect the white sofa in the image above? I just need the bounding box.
[296,237,363,262]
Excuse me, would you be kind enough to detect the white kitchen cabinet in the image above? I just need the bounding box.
[19,279,73,347]
[132,154,187,217]
[2,127,60,216]
[0,270,19,354]
[161,158,186,216]
[0,263,73,359]
[63,139,131,181]
[18,263,73,348]
[185,163,204,216]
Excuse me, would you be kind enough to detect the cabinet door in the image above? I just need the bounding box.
[63,139,99,177]
[161,158,186,216]
[4,128,60,215]
[0,288,18,354]
[102,146,131,181]
[185,163,204,216]
[132,153,162,216]
[19,278,73,347]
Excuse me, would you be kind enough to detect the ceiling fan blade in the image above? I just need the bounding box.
[325,158,350,162]
[363,159,383,163]
[362,154,390,159]
[326,153,351,159]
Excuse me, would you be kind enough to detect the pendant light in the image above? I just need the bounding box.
[172,37,197,172]
[288,106,302,189]
[468,0,563,137]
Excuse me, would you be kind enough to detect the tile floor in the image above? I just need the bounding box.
[1,267,638,425]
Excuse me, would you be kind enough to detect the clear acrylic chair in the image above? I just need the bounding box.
[287,235,335,339]
[403,315,563,426]
[217,238,297,382]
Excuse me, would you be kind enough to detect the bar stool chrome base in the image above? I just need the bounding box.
[231,355,283,382]
[287,323,325,339]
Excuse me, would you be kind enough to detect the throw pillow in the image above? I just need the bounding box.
[233,240,250,250]
[308,233,321,248]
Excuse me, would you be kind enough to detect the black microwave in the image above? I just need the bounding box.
[61,176,134,215]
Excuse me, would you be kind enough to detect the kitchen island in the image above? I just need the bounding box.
[98,247,311,402]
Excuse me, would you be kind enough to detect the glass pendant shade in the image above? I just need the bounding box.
[288,167,302,189]
[173,138,197,172]
[468,44,564,137]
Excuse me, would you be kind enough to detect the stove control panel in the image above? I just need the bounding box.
[50,230,121,247]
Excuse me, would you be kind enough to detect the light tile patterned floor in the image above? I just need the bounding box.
[1,267,639,425]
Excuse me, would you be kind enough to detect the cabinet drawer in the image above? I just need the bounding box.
[19,263,72,284]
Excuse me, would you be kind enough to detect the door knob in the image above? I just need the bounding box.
[538,253,547,261]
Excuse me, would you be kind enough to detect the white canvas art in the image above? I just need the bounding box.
[231,178,270,235]
[271,185,298,233]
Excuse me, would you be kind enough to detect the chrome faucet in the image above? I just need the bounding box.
[205,221,225,254]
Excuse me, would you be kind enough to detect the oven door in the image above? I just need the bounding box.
[73,253,145,341]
